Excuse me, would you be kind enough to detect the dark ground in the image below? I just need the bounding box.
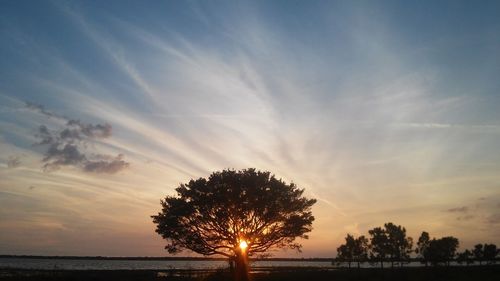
[1,266,500,281]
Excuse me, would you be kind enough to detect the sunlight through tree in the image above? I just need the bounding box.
[152,168,316,281]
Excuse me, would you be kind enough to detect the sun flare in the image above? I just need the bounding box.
[239,240,248,250]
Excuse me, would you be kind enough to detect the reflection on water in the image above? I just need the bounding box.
[0,258,334,270]
[2,258,467,270]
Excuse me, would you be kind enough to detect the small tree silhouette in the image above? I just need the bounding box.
[368,223,413,268]
[384,223,413,267]
[473,244,484,265]
[353,235,369,268]
[416,231,430,266]
[426,236,459,266]
[483,244,498,265]
[336,234,369,268]
[336,240,353,268]
[368,226,389,268]
[456,249,473,266]
[152,168,316,281]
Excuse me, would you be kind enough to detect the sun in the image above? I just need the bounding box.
[239,240,248,250]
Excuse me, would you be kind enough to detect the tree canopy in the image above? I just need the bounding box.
[474,243,499,265]
[416,231,430,265]
[425,236,459,266]
[336,234,369,268]
[384,223,413,264]
[483,244,499,264]
[473,244,484,265]
[456,249,473,266]
[368,222,413,268]
[152,168,316,258]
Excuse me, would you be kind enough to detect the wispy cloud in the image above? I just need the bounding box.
[7,155,21,168]
[1,1,500,256]
[446,206,469,213]
[487,214,500,224]
[25,101,63,119]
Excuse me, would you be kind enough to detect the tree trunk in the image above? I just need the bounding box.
[348,261,351,269]
[357,261,360,269]
[234,253,250,281]
[229,257,235,274]
[380,260,384,269]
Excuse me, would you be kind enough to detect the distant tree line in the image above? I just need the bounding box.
[455,243,499,266]
[336,222,499,268]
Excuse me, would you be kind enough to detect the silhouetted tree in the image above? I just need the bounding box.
[456,249,473,266]
[368,226,389,268]
[337,234,355,268]
[483,244,498,264]
[368,223,413,268]
[473,244,484,265]
[426,236,459,266]
[337,241,353,268]
[353,235,369,268]
[336,234,369,268]
[384,223,413,267]
[441,236,459,266]
[416,231,430,266]
[152,168,316,281]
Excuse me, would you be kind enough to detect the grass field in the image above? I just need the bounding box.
[1,266,500,281]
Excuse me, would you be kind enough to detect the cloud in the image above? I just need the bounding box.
[25,101,63,120]
[457,215,475,221]
[445,206,474,222]
[42,142,87,172]
[446,206,468,213]
[36,125,55,145]
[7,156,21,168]
[30,103,129,174]
[27,101,112,139]
[445,203,500,225]
[486,214,500,224]
[83,154,130,174]
[66,120,112,138]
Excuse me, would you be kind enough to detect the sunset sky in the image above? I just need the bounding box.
[1,0,499,257]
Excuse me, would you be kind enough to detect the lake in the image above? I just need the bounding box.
[0,258,333,270]
[1,257,472,270]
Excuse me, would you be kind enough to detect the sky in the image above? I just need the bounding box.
[1,0,500,257]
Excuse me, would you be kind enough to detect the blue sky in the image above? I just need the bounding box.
[1,0,500,257]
